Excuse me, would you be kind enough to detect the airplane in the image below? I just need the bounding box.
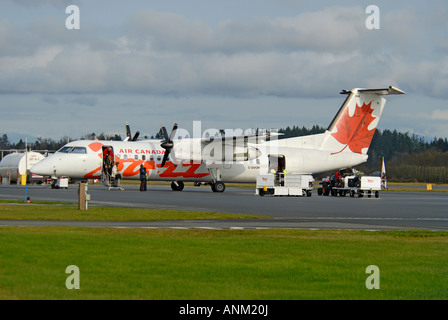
[30,86,405,192]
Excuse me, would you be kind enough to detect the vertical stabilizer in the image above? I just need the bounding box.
[320,86,405,155]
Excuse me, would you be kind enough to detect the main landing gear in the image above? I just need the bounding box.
[207,167,226,193]
[171,181,226,192]
[211,181,226,193]
[171,181,184,191]
[169,166,227,192]
[170,180,226,192]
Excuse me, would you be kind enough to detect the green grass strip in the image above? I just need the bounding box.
[0,203,265,221]
[0,227,447,300]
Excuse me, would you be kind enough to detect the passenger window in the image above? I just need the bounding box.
[134,155,139,160]
[123,155,128,160]
[142,155,146,161]
[150,156,154,161]
[157,156,161,161]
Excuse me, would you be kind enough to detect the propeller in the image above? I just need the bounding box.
[125,123,140,141]
[125,123,131,140]
[160,123,178,167]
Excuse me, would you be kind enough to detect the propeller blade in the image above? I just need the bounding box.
[161,125,169,141]
[126,123,131,139]
[132,131,140,141]
[161,152,169,168]
[169,123,178,142]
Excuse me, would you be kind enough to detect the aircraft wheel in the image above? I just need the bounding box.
[375,191,379,198]
[171,181,184,191]
[212,181,226,193]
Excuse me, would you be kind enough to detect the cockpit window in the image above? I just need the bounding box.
[57,146,74,153]
[56,146,86,154]
[71,147,87,154]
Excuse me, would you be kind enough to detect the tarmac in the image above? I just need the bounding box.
[1,184,447,231]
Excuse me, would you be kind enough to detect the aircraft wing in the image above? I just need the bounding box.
[159,124,281,165]
[201,132,283,144]
[195,132,282,163]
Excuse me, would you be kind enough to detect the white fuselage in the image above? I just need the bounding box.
[30,134,367,183]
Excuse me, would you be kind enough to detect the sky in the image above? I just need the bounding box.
[0,0,447,142]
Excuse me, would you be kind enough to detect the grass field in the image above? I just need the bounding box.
[0,202,447,300]
[0,202,264,221]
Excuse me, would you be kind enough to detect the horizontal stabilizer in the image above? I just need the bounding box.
[340,86,405,96]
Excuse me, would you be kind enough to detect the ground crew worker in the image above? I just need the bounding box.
[139,164,147,191]
[277,167,288,186]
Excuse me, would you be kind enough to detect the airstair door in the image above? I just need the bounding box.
[101,146,115,186]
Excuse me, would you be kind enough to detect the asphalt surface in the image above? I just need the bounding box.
[1,184,447,231]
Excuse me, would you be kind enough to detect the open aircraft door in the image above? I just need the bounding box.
[268,154,286,173]
[101,146,115,176]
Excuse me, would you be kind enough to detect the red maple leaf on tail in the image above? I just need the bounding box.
[331,102,376,155]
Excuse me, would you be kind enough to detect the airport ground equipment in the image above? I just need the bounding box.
[0,151,45,184]
[317,175,381,198]
[52,177,69,189]
[256,174,314,197]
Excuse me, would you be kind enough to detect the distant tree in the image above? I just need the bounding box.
[81,132,95,140]
[278,125,325,138]
[107,134,122,141]
[0,134,10,149]
[155,129,164,139]
[97,133,106,140]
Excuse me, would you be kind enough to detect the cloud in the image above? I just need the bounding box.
[68,95,99,107]
[431,109,448,121]
[6,0,73,8]
[124,10,214,53]
[124,7,365,54]
[0,5,447,101]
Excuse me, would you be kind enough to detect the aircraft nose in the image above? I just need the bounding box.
[30,158,55,176]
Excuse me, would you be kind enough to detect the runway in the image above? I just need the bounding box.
[1,184,447,231]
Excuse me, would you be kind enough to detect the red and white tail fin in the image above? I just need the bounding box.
[320,86,405,155]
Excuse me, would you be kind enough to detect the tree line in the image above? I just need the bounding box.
[2,127,448,183]
[0,133,123,154]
